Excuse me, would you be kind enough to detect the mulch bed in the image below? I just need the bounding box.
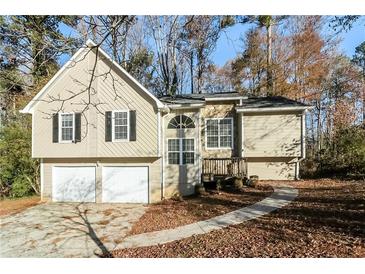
[129,185,273,235]
[112,179,365,258]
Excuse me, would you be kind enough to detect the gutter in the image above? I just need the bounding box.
[205,96,247,102]
[236,106,313,113]
[167,103,205,109]
[161,111,165,199]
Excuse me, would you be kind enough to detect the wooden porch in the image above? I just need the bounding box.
[202,157,247,182]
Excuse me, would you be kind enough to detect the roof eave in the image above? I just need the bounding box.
[205,96,247,102]
[167,103,206,109]
[236,106,313,113]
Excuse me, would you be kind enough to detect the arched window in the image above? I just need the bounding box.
[168,115,195,129]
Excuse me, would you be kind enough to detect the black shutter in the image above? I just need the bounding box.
[74,113,81,143]
[129,110,136,141]
[105,111,112,142]
[52,113,59,143]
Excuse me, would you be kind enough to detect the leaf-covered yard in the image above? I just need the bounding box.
[112,179,365,258]
[0,196,41,217]
[129,185,273,235]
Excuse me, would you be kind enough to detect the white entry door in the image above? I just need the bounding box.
[102,166,148,203]
[52,166,96,202]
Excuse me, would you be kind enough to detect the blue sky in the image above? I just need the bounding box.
[59,17,364,67]
[212,19,365,66]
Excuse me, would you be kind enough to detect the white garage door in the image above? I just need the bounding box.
[52,166,96,202]
[102,166,148,203]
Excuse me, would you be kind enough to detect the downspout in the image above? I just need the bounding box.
[40,158,44,200]
[295,110,307,180]
[157,109,164,200]
[157,110,161,156]
[198,108,202,185]
[159,106,169,199]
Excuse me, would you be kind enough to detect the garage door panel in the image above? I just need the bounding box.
[102,167,148,203]
[53,167,96,202]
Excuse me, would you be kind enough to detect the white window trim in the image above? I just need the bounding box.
[205,117,234,150]
[58,112,75,144]
[112,110,129,142]
[167,138,195,166]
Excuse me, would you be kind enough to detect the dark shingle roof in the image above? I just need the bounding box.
[158,92,310,109]
[240,96,309,109]
[158,92,242,104]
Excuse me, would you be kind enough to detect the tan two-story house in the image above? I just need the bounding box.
[21,40,311,203]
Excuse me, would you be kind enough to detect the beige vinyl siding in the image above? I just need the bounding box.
[243,112,302,157]
[163,110,200,197]
[41,157,162,203]
[32,48,95,158]
[96,54,158,157]
[246,157,296,180]
[32,49,159,158]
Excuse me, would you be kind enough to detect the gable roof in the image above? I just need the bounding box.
[21,39,165,113]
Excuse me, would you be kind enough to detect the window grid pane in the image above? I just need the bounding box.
[168,138,194,165]
[114,111,128,140]
[168,139,180,165]
[207,136,219,148]
[168,139,180,152]
[62,128,73,141]
[182,139,194,152]
[61,114,73,141]
[183,152,194,164]
[206,120,219,148]
[219,119,232,148]
[115,125,128,140]
[206,118,232,148]
[168,152,180,164]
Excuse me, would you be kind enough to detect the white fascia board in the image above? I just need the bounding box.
[205,96,247,102]
[91,41,166,110]
[236,106,313,113]
[167,103,205,109]
[20,45,90,114]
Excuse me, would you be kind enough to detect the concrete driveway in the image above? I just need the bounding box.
[0,203,145,258]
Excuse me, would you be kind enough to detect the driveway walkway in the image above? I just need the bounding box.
[117,186,298,249]
[0,203,145,257]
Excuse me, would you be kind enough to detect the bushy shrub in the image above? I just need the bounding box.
[233,177,244,191]
[11,175,34,197]
[0,117,40,198]
[301,125,365,178]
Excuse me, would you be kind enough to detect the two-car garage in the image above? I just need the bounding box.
[51,166,149,203]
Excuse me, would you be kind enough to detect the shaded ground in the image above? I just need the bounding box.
[0,203,145,257]
[129,186,273,235]
[112,179,365,258]
[0,196,41,216]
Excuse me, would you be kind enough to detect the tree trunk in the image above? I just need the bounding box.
[316,99,322,161]
[190,52,194,93]
[266,22,273,95]
[362,67,365,123]
[122,22,129,68]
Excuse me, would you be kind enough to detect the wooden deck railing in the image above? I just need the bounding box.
[202,157,247,178]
